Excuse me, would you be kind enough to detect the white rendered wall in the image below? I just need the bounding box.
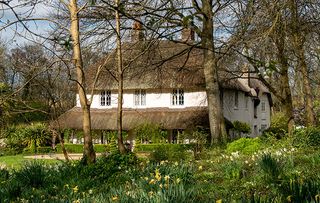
[76,89,208,109]
[222,90,271,137]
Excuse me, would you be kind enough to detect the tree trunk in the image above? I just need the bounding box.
[69,0,96,164]
[289,0,315,126]
[202,0,226,144]
[57,132,69,162]
[273,15,295,135]
[115,0,126,154]
[298,47,315,126]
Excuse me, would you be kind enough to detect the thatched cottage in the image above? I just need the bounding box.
[55,25,272,143]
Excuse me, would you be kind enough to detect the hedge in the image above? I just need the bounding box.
[134,143,193,152]
[55,144,109,153]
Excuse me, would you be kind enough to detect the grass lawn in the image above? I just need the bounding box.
[0,154,61,169]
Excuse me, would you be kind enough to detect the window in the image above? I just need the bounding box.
[172,89,184,106]
[100,90,111,106]
[261,101,266,112]
[134,89,146,106]
[261,124,268,131]
[234,91,239,109]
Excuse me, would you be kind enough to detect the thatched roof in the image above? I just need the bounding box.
[86,40,269,94]
[53,107,209,130]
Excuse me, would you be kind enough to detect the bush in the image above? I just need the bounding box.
[263,112,288,138]
[0,168,9,182]
[149,144,192,162]
[134,123,167,143]
[13,161,49,189]
[77,152,139,188]
[3,123,51,154]
[232,121,251,134]
[226,137,262,154]
[293,127,320,148]
[259,153,283,183]
[55,144,108,153]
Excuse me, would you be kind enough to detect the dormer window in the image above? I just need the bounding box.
[172,89,184,105]
[100,90,111,106]
[134,89,146,106]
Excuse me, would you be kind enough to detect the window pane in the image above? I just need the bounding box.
[179,89,184,105]
[141,90,146,106]
[134,90,140,105]
[106,91,111,106]
[100,91,106,106]
[172,89,177,105]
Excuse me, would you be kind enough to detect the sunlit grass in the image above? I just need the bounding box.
[0,154,61,169]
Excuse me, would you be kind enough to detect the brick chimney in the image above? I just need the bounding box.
[131,21,144,42]
[181,27,195,42]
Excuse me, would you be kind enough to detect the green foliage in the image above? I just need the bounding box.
[259,153,283,182]
[109,136,118,154]
[134,122,167,143]
[3,123,51,154]
[232,121,251,134]
[55,144,108,153]
[0,168,9,182]
[293,127,320,148]
[263,112,288,138]
[149,144,191,162]
[226,137,262,154]
[180,128,209,159]
[13,161,49,189]
[279,176,320,202]
[77,152,139,188]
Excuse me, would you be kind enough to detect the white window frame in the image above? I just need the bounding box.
[134,89,146,106]
[172,89,184,106]
[100,90,111,106]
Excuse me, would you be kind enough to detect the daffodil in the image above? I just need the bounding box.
[155,169,161,181]
[198,165,203,170]
[72,186,79,193]
[176,178,181,184]
[149,179,156,184]
[164,175,170,181]
[112,195,118,201]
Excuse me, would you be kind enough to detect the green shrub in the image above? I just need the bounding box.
[134,122,167,143]
[232,121,251,134]
[13,161,49,189]
[149,144,192,162]
[3,123,51,154]
[135,143,192,152]
[263,112,288,138]
[0,168,9,182]
[259,153,283,183]
[55,144,108,153]
[293,127,320,148]
[279,176,320,202]
[226,137,262,154]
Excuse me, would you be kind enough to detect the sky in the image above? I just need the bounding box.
[0,0,53,48]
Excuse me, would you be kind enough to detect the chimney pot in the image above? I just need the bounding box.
[131,21,144,41]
